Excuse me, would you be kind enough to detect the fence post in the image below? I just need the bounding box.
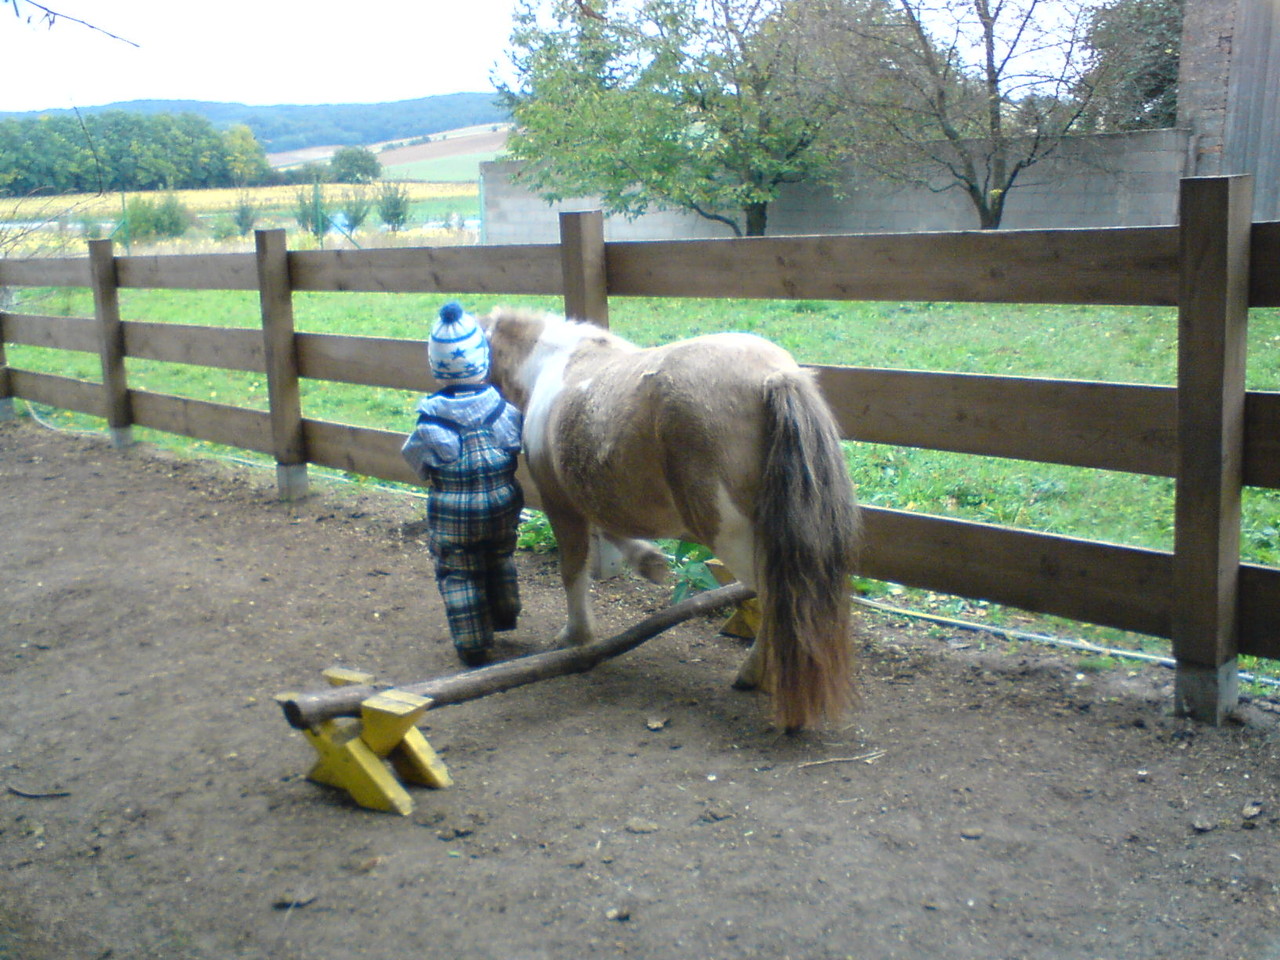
[88,239,133,448]
[559,211,609,328]
[557,210,623,576]
[255,229,309,501]
[0,314,13,420]
[1172,175,1252,724]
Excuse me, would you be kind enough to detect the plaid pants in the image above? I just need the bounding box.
[426,420,523,661]
[434,542,521,658]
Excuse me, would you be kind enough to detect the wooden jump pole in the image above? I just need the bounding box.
[278,581,755,730]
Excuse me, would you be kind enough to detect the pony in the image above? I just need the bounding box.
[480,307,861,730]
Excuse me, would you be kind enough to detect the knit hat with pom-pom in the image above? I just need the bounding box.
[429,301,489,385]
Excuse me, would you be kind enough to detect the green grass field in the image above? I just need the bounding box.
[12,288,1278,559]
[382,151,502,183]
[8,286,1280,683]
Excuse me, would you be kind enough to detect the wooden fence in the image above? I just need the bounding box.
[2,175,1278,724]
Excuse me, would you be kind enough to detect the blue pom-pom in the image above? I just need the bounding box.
[438,301,464,324]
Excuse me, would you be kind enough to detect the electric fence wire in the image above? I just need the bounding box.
[852,595,1280,692]
[15,399,1280,693]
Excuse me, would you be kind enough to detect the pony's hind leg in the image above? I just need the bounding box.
[708,503,764,692]
[545,505,596,646]
[601,533,670,585]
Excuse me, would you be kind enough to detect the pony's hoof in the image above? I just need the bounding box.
[556,624,593,647]
[637,553,670,585]
[731,671,760,691]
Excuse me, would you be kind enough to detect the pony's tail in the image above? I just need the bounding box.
[756,370,861,731]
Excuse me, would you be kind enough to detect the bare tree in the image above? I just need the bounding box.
[0,193,94,315]
[834,0,1114,229]
[2,0,137,45]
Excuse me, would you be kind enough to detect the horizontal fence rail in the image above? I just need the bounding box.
[2,179,1278,724]
[6,219,1277,305]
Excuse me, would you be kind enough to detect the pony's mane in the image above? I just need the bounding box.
[543,312,608,347]
[489,306,598,346]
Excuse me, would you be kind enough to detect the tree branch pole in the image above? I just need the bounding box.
[278,582,756,731]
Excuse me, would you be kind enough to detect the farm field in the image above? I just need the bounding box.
[2,418,1279,960]
[0,126,504,257]
[377,126,509,181]
[265,125,509,182]
[0,180,481,257]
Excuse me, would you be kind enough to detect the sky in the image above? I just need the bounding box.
[0,0,524,112]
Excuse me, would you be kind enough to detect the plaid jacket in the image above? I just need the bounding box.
[402,385,523,557]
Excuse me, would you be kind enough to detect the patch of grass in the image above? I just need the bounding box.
[10,291,1278,562]
[664,540,722,604]
[1075,655,1120,674]
[515,510,558,554]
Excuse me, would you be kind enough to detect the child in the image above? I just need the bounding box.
[402,301,524,666]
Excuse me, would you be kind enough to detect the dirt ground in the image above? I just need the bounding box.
[2,417,1279,960]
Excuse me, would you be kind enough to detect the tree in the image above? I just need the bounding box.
[329,146,382,184]
[0,111,253,196]
[499,0,865,237]
[1,0,137,44]
[376,181,413,233]
[1078,0,1181,131]
[337,188,374,235]
[835,0,1137,229]
[224,125,272,188]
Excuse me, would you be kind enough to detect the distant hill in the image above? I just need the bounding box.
[0,92,509,153]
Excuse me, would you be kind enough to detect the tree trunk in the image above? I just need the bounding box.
[744,201,769,237]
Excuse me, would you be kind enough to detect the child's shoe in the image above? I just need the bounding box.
[456,644,489,668]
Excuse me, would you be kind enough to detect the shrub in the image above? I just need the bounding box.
[232,195,257,236]
[119,194,194,243]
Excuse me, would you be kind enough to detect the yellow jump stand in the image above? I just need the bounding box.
[705,559,761,640]
[285,667,452,816]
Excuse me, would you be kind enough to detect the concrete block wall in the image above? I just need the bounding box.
[480,161,731,244]
[482,128,1190,245]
